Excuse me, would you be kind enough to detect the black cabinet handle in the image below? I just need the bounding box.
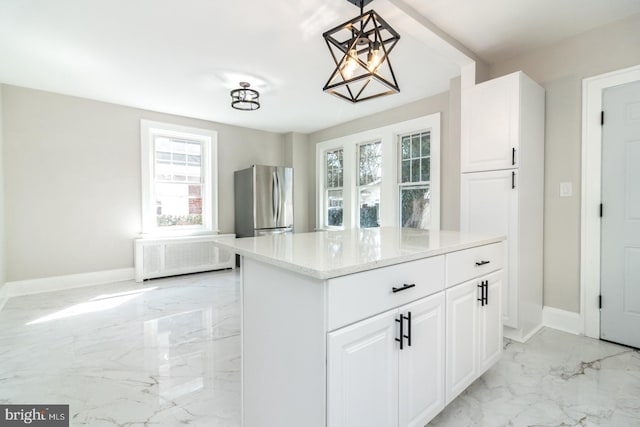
[392,283,416,293]
[395,316,404,350]
[512,171,516,189]
[484,280,489,305]
[405,312,412,347]
[477,283,485,306]
[512,147,516,166]
[475,260,490,267]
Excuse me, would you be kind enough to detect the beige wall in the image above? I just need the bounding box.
[0,86,5,286]
[308,82,461,231]
[3,85,285,282]
[284,132,311,233]
[490,13,640,313]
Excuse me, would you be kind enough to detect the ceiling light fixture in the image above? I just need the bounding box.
[322,0,400,103]
[231,82,260,111]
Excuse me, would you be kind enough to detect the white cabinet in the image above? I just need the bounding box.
[237,237,505,427]
[445,270,503,404]
[327,310,399,427]
[461,74,519,173]
[460,170,517,327]
[328,293,445,427]
[460,70,544,342]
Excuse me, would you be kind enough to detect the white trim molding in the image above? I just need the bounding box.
[543,306,583,336]
[3,268,135,299]
[581,64,640,339]
[140,119,219,237]
[0,285,9,312]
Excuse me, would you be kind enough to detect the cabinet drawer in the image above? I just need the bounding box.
[327,256,445,331]
[445,242,503,287]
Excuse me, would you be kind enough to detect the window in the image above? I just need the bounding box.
[316,114,439,231]
[399,131,431,229]
[141,120,218,235]
[325,148,344,227]
[358,141,382,228]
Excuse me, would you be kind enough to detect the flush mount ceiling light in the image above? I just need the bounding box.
[230,82,260,111]
[322,0,400,103]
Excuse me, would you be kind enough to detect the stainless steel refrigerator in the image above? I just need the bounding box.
[234,165,293,237]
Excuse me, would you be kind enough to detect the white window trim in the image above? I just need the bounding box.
[316,114,440,231]
[140,119,218,236]
[324,148,345,229]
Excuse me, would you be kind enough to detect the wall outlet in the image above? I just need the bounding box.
[560,182,573,197]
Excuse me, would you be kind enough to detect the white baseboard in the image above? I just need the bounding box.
[504,322,545,343]
[4,268,135,299]
[543,306,584,336]
[0,285,8,312]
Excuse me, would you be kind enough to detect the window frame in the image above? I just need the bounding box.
[357,140,383,228]
[316,114,440,231]
[324,147,345,229]
[398,130,432,230]
[140,120,218,236]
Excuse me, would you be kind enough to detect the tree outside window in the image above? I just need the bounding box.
[399,131,431,229]
[326,148,344,227]
[358,141,382,228]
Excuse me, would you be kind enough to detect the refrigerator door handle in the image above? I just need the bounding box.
[275,170,281,224]
[272,170,278,224]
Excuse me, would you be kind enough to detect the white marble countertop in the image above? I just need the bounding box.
[215,227,505,280]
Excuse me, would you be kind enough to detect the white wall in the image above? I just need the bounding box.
[3,85,285,282]
[490,13,640,313]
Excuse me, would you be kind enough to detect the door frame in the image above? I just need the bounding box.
[581,64,640,339]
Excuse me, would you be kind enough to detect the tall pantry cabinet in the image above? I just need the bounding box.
[460,71,545,342]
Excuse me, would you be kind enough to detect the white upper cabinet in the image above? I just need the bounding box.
[461,72,520,173]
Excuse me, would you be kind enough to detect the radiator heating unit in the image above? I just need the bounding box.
[134,234,235,282]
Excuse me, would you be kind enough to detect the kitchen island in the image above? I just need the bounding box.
[216,227,506,427]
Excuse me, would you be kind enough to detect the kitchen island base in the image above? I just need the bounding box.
[227,230,505,427]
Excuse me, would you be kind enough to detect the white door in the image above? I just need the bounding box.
[461,170,518,328]
[461,73,519,173]
[477,271,504,374]
[327,309,399,427]
[445,280,478,404]
[601,80,640,349]
[398,293,445,427]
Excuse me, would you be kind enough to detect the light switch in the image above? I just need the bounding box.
[560,182,573,197]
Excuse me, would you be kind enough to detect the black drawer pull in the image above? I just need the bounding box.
[485,281,489,305]
[404,312,412,347]
[475,260,490,267]
[392,283,416,293]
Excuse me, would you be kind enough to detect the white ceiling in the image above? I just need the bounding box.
[1,0,639,134]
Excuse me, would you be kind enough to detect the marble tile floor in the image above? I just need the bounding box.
[1,270,639,426]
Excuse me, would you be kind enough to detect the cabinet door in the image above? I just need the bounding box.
[461,72,519,173]
[445,280,479,404]
[399,293,445,427]
[327,309,399,427]
[460,170,518,328]
[478,271,504,375]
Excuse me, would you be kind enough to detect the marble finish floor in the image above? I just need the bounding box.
[1,270,639,426]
